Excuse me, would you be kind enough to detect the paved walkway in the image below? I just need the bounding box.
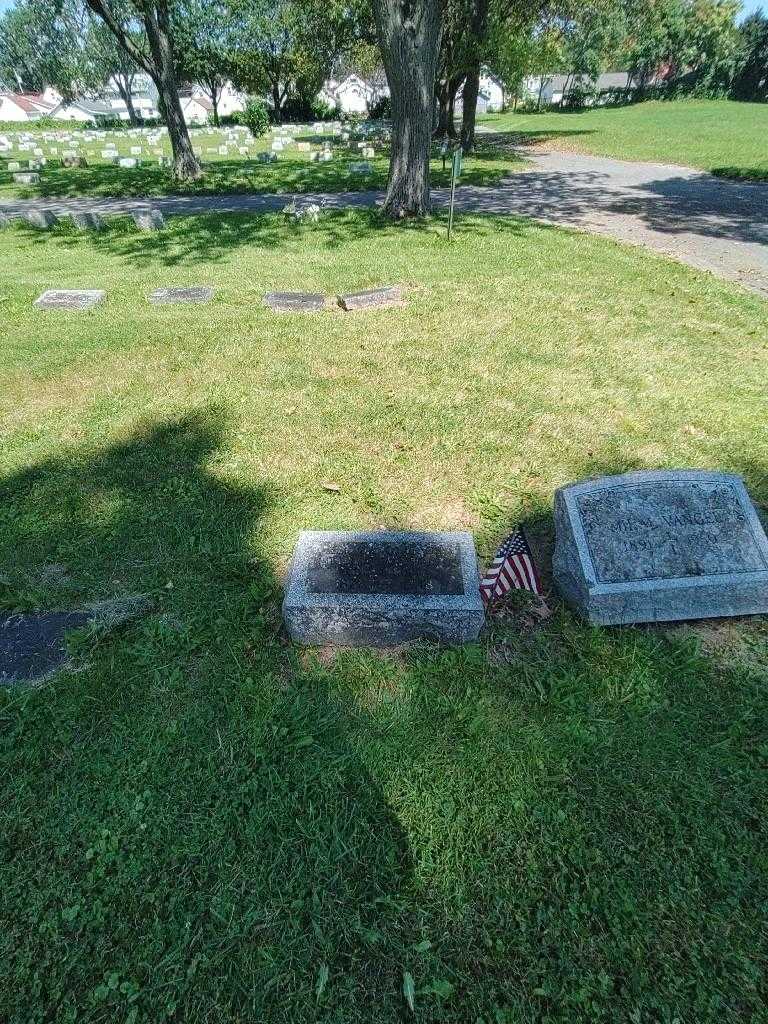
[3,150,767,297]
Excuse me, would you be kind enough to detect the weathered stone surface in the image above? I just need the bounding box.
[149,286,214,304]
[553,470,768,625]
[69,211,105,231]
[14,171,40,184]
[264,291,325,313]
[283,530,484,646]
[24,209,57,229]
[34,289,106,311]
[132,208,165,231]
[0,611,91,684]
[338,286,403,312]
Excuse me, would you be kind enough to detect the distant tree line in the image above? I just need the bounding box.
[0,0,765,214]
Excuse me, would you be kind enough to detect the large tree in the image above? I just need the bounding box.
[86,15,143,124]
[228,0,364,123]
[84,0,202,179]
[0,0,89,99]
[732,11,768,100]
[372,0,443,218]
[174,0,236,125]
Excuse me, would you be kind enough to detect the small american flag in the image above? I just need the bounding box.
[480,527,542,605]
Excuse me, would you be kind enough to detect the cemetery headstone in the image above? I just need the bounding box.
[13,172,40,184]
[34,289,106,311]
[553,469,768,625]
[149,286,214,304]
[338,286,404,312]
[263,291,325,313]
[69,212,105,231]
[132,208,165,231]
[24,209,57,229]
[283,529,485,646]
[119,156,138,169]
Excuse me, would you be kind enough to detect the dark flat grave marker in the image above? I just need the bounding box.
[0,611,91,685]
[149,286,214,305]
[338,285,404,312]
[264,291,325,313]
[283,530,484,646]
[34,289,106,311]
[553,469,768,625]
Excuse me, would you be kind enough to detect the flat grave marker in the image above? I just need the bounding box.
[34,289,106,311]
[149,286,215,305]
[284,530,484,646]
[264,291,325,313]
[553,469,768,625]
[1,611,91,685]
[338,285,404,312]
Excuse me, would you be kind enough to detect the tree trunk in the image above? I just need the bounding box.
[211,88,220,127]
[447,75,462,138]
[115,75,138,126]
[373,0,443,218]
[434,78,450,138]
[537,76,545,110]
[460,63,480,153]
[271,82,283,123]
[144,7,201,180]
[84,0,201,181]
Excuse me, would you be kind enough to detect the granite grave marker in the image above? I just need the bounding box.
[264,291,325,313]
[149,286,214,304]
[34,289,106,311]
[283,530,484,646]
[553,470,768,625]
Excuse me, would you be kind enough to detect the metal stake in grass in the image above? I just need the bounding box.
[447,146,462,242]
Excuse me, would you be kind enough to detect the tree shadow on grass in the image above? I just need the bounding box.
[13,207,498,268]
[0,407,416,1021]
[1,419,767,1019]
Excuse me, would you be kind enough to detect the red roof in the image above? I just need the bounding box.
[2,93,55,113]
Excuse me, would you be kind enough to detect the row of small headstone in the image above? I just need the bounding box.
[34,286,215,310]
[32,285,403,313]
[2,208,166,232]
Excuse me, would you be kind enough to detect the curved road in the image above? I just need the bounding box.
[3,149,767,297]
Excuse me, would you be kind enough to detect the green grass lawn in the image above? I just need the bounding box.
[481,99,768,181]
[1,212,767,1023]
[0,126,519,199]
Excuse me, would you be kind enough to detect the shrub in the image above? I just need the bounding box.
[240,97,270,139]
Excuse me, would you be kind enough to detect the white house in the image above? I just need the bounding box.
[180,92,212,125]
[0,92,56,121]
[522,72,637,107]
[50,98,115,123]
[192,81,245,117]
[320,73,390,115]
[455,69,506,115]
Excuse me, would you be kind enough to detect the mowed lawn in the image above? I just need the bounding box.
[0,128,520,199]
[1,212,768,1024]
[481,99,768,180]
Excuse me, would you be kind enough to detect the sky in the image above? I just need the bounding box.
[0,0,764,17]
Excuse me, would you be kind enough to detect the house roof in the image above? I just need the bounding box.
[1,93,55,113]
[547,72,633,92]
